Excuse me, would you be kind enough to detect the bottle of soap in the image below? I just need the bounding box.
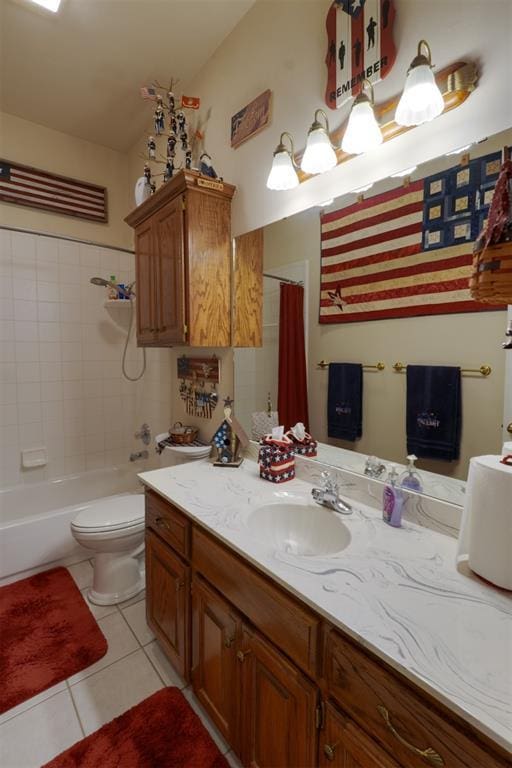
[399,454,423,493]
[108,275,118,300]
[382,465,403,527]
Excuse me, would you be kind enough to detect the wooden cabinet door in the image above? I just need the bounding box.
[153,196,187,345]
[134,221,156,345]
[239,624,318,768]
[191,577,240,750]
[319,702,399,768]
[145,529,190,681]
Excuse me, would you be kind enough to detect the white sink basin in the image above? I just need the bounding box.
[247,503,351,556]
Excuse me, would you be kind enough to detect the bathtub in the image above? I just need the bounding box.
[0,466,142,580]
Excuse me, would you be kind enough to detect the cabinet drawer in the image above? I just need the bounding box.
[325,629,507,768]
[192,527,320,677]
[145,490,190,559]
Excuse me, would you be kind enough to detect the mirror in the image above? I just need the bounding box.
[234,128,512,507]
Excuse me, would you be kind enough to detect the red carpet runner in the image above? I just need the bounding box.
[0,566,107,714]
[43,687,229,768]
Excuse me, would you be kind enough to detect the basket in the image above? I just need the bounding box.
[169,421,199,445]
[469,240,512,304]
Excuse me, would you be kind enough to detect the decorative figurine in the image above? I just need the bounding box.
[176,111,186,134]
[180,131,188,151]
[211,397,249,467]
[134,175,152,206]
[167,91,175,112]
[154,96,165,134]
[199,152,220,179]
[147,135,156,160]
[169,114,178,134]
[167,133,177,155]
[185,149,192,170]
[143,163,152,184]
[164,157,175,182]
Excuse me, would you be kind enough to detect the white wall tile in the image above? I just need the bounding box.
[13,278,37,301]
[17,382,41,403]
[15,321,38,342]
[0,299,14,321]
[37,236,59,263]
[15,341,37,362]
[38,301,60,322]
[40,361,62,382]
[0,276,13,298]
[11,231,36,263]
[14,299,38,322]
[17,402,42,425]
[38,322,61,343]
[39,342,61,362]
[37,281,60,302]
[58,241,80,265]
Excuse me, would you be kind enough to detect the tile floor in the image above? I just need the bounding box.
[0,559,242,768]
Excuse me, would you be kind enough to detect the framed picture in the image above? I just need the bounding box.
[231,90,272,149]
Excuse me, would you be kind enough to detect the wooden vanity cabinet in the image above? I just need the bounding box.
[319,703,399,768]
[125,170,236,348]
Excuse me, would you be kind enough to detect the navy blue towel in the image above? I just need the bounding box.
[406,365,461,461]
[327,363,363,442]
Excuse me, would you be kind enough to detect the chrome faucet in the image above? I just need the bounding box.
[312,471,352,515]
[130,450,149,462]
[364,455,387,479]
[135,423,151,446]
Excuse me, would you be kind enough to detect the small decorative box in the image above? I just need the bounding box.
[285,428,318,458]
[258,435,295,483]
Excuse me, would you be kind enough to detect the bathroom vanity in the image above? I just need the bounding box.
[139,459,511,768]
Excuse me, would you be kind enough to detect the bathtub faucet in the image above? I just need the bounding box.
[129,450,149,462]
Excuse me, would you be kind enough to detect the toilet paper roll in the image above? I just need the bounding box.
[457,455,512,590]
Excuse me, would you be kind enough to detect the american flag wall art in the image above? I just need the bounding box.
[0,160,108,223]
[325,0,396,111]
[319,151,504,324]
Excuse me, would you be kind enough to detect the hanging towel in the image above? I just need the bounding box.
[278,283,309,430]
[406,365,461,461]
[327,363,363,442]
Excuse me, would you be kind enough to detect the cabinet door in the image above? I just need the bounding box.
[153,196,187,345]
[192,577,240,750]
[319,702,399,768]
[145,529,190,680]
[239,624,318,768]
[134,221,156,345]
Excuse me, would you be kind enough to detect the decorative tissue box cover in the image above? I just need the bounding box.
[258,436,295,483]
[285,430,318,458]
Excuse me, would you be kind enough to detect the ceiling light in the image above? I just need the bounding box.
[29,0,61,11]
[445,144,473,156]
[395,40,444,126]
[301,110,337,175]
[352,183,373,194]
[266,132,299,191]
[341,79,383,156]
[391,166,417,177]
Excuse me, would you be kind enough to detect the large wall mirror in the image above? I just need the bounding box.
[234,128,512,507]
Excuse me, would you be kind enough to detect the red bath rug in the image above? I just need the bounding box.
[43,687,229,768]
[0,566,107,715]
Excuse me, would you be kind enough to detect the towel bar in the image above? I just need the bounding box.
[392,361,492,377]
[317,360,385,371]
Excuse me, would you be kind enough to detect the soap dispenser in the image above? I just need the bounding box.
[399,454,423,493]
[382,465,403,528]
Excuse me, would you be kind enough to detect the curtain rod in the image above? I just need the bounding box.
[263,272,303,286]
[0,225,135,255]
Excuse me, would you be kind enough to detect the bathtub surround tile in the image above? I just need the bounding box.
[0,362,16,383]
[37,237,59,263]
[67,561,94,590]
[38,322,61,343]
[15,340,38,362]
[17,361,41,382]
[38,300,60,322]
[13,278,37,301]
[37,262,59,283]
[69,649,162,736]
[17,381,41,403]
[0,404,18,427]
[17,402,42,425]
[12,231,36,263]
[144,640,186,689]
[0,689,82,768]
[39,341,61,362]
[14,299,38,322]
[120,599,155,646]
[18,421,44,447]
[0,339,15,362]
[67,611,139,685]
[0,381,17,404]
[0,275,13,298]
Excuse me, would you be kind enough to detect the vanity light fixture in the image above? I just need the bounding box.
[29,0,61,11]
[301,110,337,175]
[445,143,473,156]
[390,166,418,177]
[266,132,300,190]
[395,40,445,127]
[341,79,383,156]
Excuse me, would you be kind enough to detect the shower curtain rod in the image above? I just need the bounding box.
[0,225,135,255]
[263,272,303,286]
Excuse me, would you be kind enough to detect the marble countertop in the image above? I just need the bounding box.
[138,459,512,753]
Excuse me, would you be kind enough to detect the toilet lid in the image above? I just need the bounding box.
[72,494,144,533]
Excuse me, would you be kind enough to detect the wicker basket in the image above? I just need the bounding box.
[169,422,199,445]
[469,240,512,304]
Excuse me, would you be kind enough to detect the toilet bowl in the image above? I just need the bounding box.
[70,493,145,606]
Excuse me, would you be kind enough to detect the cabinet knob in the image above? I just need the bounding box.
[176,580,185,592]
[323,743,337,762]
[507,422,512,435]
[155,516,170,531]
[377,705,444,766]
[236,649,251,663]
[223,635,235,648]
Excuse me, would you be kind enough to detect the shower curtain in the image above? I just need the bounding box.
[277,283,309,431]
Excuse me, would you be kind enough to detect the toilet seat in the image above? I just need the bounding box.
[71,493,144,535]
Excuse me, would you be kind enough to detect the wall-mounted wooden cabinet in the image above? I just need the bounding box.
[125,171,236,348]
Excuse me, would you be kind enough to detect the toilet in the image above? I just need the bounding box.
[155,432,212,467]
[71,494,145,606]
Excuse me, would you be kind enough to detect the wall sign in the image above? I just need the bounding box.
[231,90,272,149]
[325,0,396,111]
[0,159,108,222]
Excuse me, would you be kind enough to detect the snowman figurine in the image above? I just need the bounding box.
[167,91,175,112]
[154,96,165,135]
[147,135,156,160]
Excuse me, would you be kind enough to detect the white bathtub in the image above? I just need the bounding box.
[0,466,142,580]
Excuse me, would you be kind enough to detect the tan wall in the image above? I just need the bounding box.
[263,132,511,481]
[0,112,132,249]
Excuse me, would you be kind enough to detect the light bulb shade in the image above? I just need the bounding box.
[341,100,383,155]
[395,64,444,126]
[266,149,299,190]
[300,128,337,174]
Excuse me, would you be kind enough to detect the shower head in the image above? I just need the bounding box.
[90,276,135,299]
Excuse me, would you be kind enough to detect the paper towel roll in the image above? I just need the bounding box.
[457,455,512,590]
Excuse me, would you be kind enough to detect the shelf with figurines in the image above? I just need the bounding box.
[134,78,222,206]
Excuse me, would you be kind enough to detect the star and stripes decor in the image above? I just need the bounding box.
[319,151,504,324]
[0,160,108,223]
[325,0,396,111]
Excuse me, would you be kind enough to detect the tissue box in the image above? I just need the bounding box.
[285,430,318,458]
[258,435,295,483]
